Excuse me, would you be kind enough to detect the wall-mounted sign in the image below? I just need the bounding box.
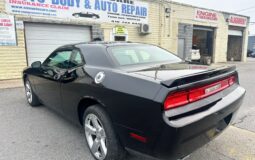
[16,21,24,29]
[0,14,16,46]
[195,8,218,22]
[5,0,149,25]
[114,26,127,35]
[228,15,247,27]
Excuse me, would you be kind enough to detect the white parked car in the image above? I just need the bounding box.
[191,45,201,61]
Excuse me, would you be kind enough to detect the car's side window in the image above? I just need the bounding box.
[43,50,72,69]
[69,49,85,68]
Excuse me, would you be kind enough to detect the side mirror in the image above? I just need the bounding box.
[31,61,41,68]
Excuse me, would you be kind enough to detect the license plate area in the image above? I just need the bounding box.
[205,83,222,94]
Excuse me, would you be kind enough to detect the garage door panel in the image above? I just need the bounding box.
[228,30,243,36]
[27,49,58,56]
[26,36,88,41]
[26,40,83,46]
[25,32,90,41]
[27,51,53,56]
[26,44,68,52]
[26,31,90,40]
[25,30,90,37]
[28,55,50,59]
[25,23,91,65]
[25,23,90,31]
[25,27,90,32]
[29,58,47,64]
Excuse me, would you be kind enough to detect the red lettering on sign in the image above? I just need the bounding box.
[195,9,218,21]
[4,23,12,26]
[0,19,11,23]
[228,15,247,27]
[230,17,245,25]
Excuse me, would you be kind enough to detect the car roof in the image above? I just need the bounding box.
[57,41,151,49]
[54,42,154,68]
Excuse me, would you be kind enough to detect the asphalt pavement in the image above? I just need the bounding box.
[0,59,255,160]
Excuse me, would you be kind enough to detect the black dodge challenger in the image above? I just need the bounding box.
[23,42,245,160]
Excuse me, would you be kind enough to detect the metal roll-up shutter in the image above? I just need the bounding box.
[228,30,243,36]
[25,23,91,65]
[193,26,214,32]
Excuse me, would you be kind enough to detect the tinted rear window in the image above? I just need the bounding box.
[108,45,182,66]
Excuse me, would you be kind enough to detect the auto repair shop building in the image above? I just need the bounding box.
[0,0,250,80]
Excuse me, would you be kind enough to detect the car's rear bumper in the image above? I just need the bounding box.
[151,86,245,160]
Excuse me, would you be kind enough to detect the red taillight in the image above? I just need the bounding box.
[189,87,205,102]
[164,91,189,110]
[164,76,236,110]
[228,76,235,85]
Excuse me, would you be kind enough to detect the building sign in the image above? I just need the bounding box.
[5,0,149,25]
[114,26,127,35]
[0,14,16,46]
[16,21,24,29]
[228,15,247,27]
[195,8,218,22]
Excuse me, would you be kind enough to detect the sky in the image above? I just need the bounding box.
[172,0,255,35]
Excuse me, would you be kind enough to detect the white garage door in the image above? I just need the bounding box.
[228,30,243,36]
[25,23,91,65]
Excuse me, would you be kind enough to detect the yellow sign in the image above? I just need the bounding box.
[115,26,127,35]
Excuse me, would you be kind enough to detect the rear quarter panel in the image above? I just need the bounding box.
[60,66,166,153]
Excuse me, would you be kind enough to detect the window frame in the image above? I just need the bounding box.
[107,45,182,67]
[42,49,73,69]
[69,48,86,69]
[42,47,85,70]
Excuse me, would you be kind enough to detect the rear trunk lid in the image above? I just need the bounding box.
[132,63,237,88]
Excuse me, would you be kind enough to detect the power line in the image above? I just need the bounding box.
[235,6,255,13]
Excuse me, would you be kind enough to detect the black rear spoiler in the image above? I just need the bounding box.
[161,65,237,88]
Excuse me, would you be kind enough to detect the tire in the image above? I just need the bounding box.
[83,105,126,160]
[24,79,41,107]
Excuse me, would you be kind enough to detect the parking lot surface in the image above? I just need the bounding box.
[0,59,255,160]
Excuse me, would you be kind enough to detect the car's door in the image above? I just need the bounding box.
[35,49,73,112]
[60,48,89,122]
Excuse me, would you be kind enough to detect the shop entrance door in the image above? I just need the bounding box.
[227,29,243,61]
